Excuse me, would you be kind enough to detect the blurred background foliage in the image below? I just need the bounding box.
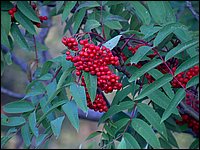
[1,1,199,149]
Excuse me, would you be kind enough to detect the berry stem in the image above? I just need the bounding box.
[120,34,135,51]
[100,1,106,40]
[33,35,38,68]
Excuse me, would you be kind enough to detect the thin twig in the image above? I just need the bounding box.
[33,35,38,68]
[100,1,106,40]
[186,1,199,21]
[1,87,25,99]
[180,102,199,120]
[120,34,135,51]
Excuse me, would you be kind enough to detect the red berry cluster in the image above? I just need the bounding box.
[81,76,108,113]
[62,37,122,112]
[62,37,79,51]
[128,44,146,54]
[87,93,108,112]
[63,37,122,93]
[176,114,199,135]
[171,65,199,88]
[185,92,199,113]
[34,16,48,28]
[8,6,17,22]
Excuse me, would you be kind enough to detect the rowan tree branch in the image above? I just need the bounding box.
[186,1,199,21]
[180,101,199,121]
[1,87,25,99]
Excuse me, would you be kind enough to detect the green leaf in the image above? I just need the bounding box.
[61,1,76,22]
[4,52,12,65]
[36,134,48,148]
[103,35,122,50]
[166,130,179,148]
[186,75,199,88]
[28,111,39,137]
[104,14,127,22]
[161,88,186,123]
[83,72,97,103]
[124,133,141,149]
[14,11,36,35]
[165,39,199,61]
[147,1,168,24]
[137,103,167,139]
[117,137,126,149]
[3,100,35,113]
[1,117,26,127]
[153,23,179,47]
[10,24,29,50]
[46,80,57,99]
[62,101,79,132]
[189,139,199,149]
[135,74,173,100]
[112,85,133,106]
[56,1,64,14]
[148,90,179,115]
[128,59,163,82]
[38,100,67,124]
[70,82,88,112]
[1,1,13,10]
[57,67,75,90]
[159,137,172,149]
[38,73,53,81]
[113,118,129,135]
[164,1,176,23]
[175,55,199,76]
[130,46,152,64]
[131,118,161,149]
[50,116,65,139]
[76,1,100,12]
[104,21,122,30]
[99,101,134,124]
[130,1,151,25]
[84,19,100,32]
[40,61,53,76]
[21,123,32,147]
[73,8,86,34]
[120,30,144,36]
[17,1,40,23]
[1,26,10,49]
[1,11,11,35]
[140,25,161,40]
[85,131,102,141]
[148,69,175,99]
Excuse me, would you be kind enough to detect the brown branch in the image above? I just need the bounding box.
[1,87,25,99]
[100,1,106,40]
[186,1,199,21]
[180,102,199,121]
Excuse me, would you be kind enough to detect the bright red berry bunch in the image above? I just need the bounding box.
[80,76,108,113]
[62,37,79,51]
[128,44,146,54]
[63,37,122,93]
[86,93,108,112]
[62,37,122,112]
[8,6,17,22]
[34,16,48,28]
[171,65,199,88]
[176,114,199,135]
[185,92,199,113]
